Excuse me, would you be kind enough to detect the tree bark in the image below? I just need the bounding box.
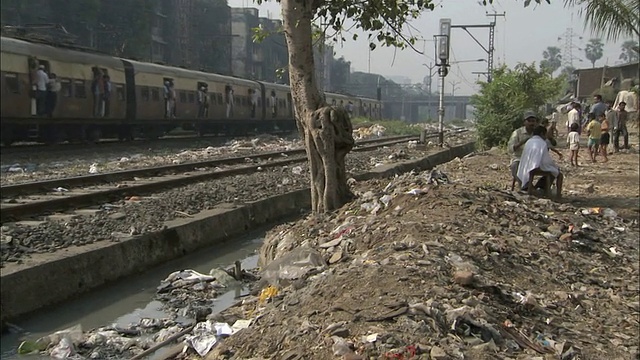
[281,0,355,213]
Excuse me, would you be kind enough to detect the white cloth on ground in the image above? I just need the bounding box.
[517,135,560,187]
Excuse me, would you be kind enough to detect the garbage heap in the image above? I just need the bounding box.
[353,124,386,140]
[212,167,639,359]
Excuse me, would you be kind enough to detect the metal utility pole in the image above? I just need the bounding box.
[449,80,460,96]
[435,18,451,147]
[451,12,504,83]
[422,62,437,94]
[486,12,505,82]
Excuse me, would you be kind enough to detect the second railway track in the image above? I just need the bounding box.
[0,131,466,221]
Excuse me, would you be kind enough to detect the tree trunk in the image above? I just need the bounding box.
[281,0,355,214]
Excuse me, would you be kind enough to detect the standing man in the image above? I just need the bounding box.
[567,102,581,134]
[102,75,112,117]
[45,73,61,118]
[508,111,538,187]
[589,94,608,119]
[35,65,49,116]
[614,101,629,151]
[605,101,618,154]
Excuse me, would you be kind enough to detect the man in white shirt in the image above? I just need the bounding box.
[517,125,563,199]
[507,111,538,183]
[567,102,581,133]
[35,65,49,115]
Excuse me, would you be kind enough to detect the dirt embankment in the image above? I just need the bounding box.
[209,148,640,360]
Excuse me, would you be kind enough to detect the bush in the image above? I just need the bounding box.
[471,64,564,149]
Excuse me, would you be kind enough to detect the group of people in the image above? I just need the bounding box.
[33,64,61,117]
[565,95,630,165]
[508,94,632,199]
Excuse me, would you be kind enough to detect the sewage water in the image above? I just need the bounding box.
[0,231,265,359]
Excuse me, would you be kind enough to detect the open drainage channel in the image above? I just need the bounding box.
[0,228,267,359]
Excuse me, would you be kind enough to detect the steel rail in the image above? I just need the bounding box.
[2,132,469,221]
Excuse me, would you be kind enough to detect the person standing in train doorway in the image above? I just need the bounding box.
[250,88,259,118]
[45,73,61,117]
[169,81,177,119]
[35,65,49,116]
[163,81,171,118]
[225,85,234,118]
[270,90,277,118]
[197,86,206,118]
[91,70,103,117]
[102,75,112,117]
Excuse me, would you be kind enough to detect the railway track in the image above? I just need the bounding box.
[0,131,280,156]
[0,131,466,221]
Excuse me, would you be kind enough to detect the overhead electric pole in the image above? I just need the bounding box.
[451,12,504,83]
[486,12,505,82]
[422,62,437,94]
[449,80,460,96]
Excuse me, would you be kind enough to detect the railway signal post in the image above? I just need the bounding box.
[435,18,451,147]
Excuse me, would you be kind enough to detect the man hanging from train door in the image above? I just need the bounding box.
[197,86,206,118]
[35,65,49,116]
[91,68,103,117]
[270,90,277,118]
[203,86,209,117]
[225,85,234,118]
[164,80,171,118]
[250,88,259,118]
[45,73,61,117]
[102,75,112,117]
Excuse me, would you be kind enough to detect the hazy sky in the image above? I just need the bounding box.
[228,0,633,95]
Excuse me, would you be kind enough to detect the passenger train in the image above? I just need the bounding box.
[0,36,383,145]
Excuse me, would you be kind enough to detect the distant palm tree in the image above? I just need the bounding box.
[540,46,562,74]
[563,0,639,42]
[585,38,604,68]
[619,40,640,63]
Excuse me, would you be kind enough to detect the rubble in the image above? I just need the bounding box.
[212,151,639,359]
[9,139,638,360]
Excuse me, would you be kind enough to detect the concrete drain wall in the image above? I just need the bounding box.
[1,142,475,321]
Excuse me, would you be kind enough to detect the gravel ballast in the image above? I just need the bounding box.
[0,134,473,266]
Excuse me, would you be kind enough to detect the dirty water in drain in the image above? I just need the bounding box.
[1,230,265,359]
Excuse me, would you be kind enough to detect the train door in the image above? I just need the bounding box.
[121,60,136,122]
[287,92,293,118]
[257,82,266,120]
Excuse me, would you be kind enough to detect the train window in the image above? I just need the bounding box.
[74,80,86,98]
[116,84,125,101]
[141,87,150,101]
[179,91,187,103]
[60,78,72,97]
[216,93,222,104]
[241,97,246,106]
[151,88,160,101]
[187,92,195,103]
[4,73,19,94]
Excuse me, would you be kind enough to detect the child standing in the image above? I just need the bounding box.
[585,113,601,163]
[598,112,609,162]
[567,123,581,166]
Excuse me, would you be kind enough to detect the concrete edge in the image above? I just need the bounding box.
[0,141,475,321]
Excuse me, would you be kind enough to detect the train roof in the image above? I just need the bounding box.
[0,36,123,68]
[128,60,259,88]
